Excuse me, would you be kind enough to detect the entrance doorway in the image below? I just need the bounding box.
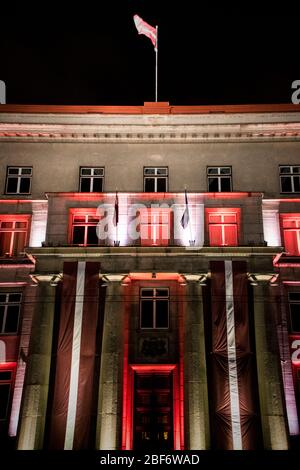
[134,370,173,450]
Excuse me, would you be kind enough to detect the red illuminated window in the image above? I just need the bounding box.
[0,216,30,257]
[206,208,240,246]
[281,214,300,256]
[0,365,16,421]
[140,208,171,246]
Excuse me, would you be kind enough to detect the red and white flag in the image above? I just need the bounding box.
[133,14,157,49]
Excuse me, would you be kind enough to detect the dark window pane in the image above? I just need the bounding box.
[141,300,153,328]
[280,167,291,174]
[87,226,98,245]
[207,168,218,175]
[145,178,155,192]
[281,177,292,192]
[81,168,92,176]
[92,178,103,192]
[156,300,168,328]
[157,168,167,175]
[8,168,19,175]
[220,177,231,192]
[8,293,21,303]
[293,167,300,174]
[6,178,18,193]
[289,293,300,301]
[291,303,300,332]
[19,177,31,193]
[0,306,4,331]
[0,384,10,419]
[0,294,6,303]
[94,168,104,176]
[21,168,32,175]
[144,168,155,175]
[294,176,300,192]
[156,289,169,297]
[141,289,154,297]
[157,178,167,192]
[220,167,231,175]
[4,305,20,333]
[0,371,12,381]
[73,226,85,244]
[208,177,219,192]
[80,178,91,192]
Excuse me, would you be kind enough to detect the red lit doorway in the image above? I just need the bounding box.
[122,364,183,450]
[134,369,173,450]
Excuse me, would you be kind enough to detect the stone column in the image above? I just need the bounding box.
[96,275,125,450]
[17,276,59,449]
[252,282,289,449]
[183,276,210,449]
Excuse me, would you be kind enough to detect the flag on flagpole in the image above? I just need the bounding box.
[181,189,190,229]
[133,14,157,49]
[113,191,119,226]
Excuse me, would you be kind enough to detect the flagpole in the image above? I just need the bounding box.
[155,25,158,102]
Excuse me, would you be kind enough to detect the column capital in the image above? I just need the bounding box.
[247,273,279,286]
[30,273,63,286]
[101,274,128,284]
[182,273,209,285]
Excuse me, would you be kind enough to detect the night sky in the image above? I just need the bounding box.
[0,3,299,106]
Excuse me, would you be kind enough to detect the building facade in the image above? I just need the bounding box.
[0,102,300,450]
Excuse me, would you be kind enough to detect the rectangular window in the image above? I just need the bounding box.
[140,288,169,329]
[289,293,300,332]
[0,293,22,334]
[207,166,232,192]
[206,209,239,246]
[144,167,168,192]
[139,208,171,246]
[280,166,300,193]
[6,167,32,194]
[281,214,300,256]
[79,167,104,192]
[0,216,29,256]
[0,369,14,420]
[70,210,100,246]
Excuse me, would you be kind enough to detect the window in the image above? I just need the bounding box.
[0,293,21,334]
[79,167,104,192]
[139,208,171,246]
[206,208,240,246]
[5,167,32,194]
[140,288,169,329]
[144,167,168,192]
[207,166,232,192]
[289,293,300,332]
[0,216,29,256]
[0,369,13,420]
[280,166,300,193]
[70,210,100,246]
[280,214,300,256]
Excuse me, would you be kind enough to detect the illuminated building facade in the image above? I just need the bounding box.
[0,102,300,450]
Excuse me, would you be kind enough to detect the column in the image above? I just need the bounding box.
[96,275,125,450]
[183,276,210,449]
[17,277,59,449]
[253,282,289,449]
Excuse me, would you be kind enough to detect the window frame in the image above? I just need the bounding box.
[279,165,300,194]
[143,167,168,193]
[0,215,30,257]
[69,208,102,247]
[79,166,105,193]
[207,166,232,192]
[139,207,172,246]
[205,208,240,247]
[288,292,300,333]
[140,287,169,330]
[0,292,22,335]
[280,214,300,256]
[5,166,32,195]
